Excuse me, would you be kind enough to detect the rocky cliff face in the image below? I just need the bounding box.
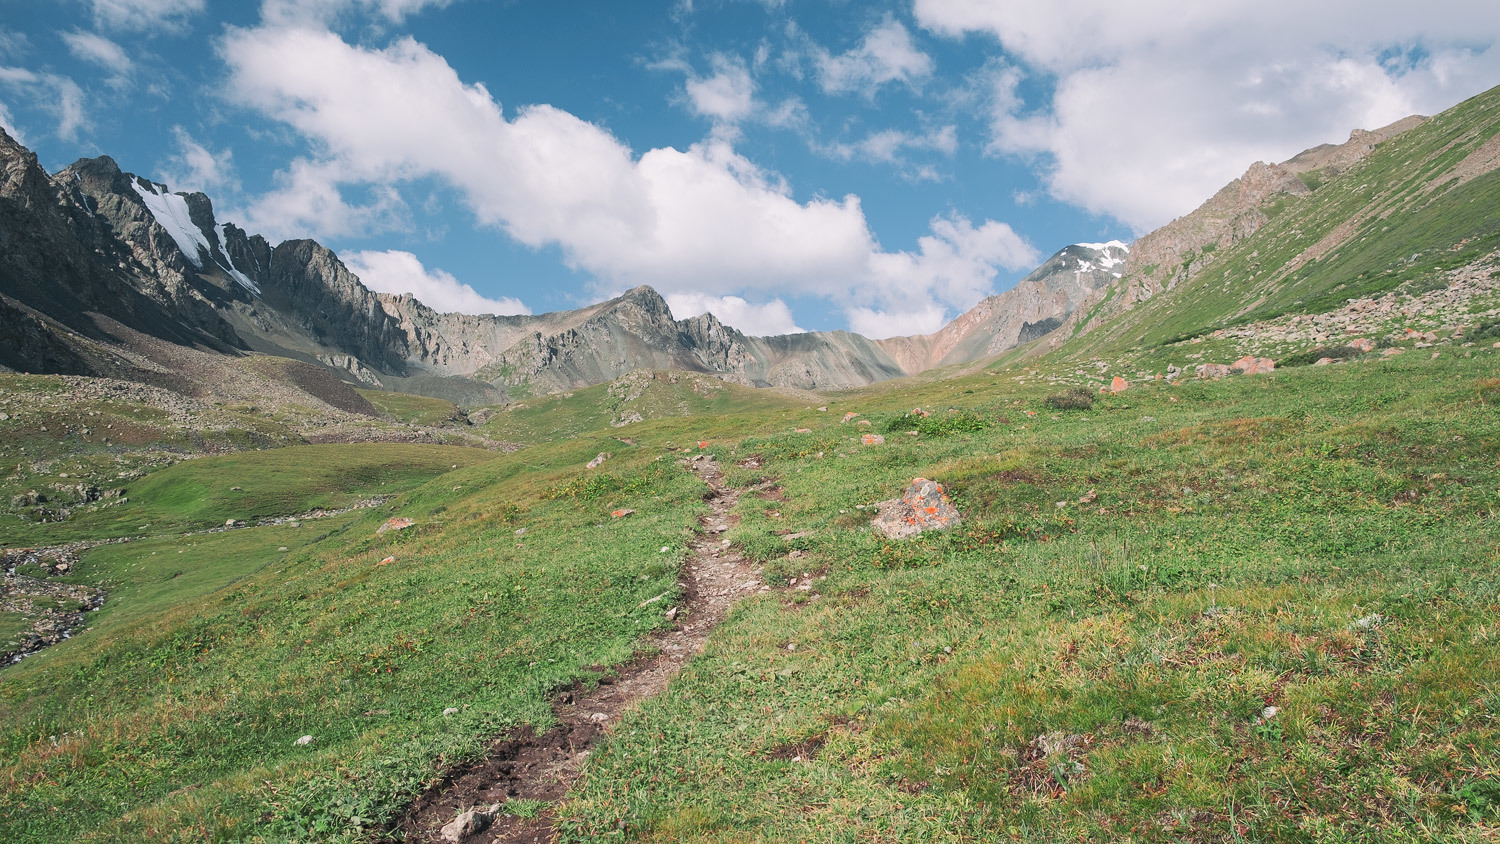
[0,126,1126,400]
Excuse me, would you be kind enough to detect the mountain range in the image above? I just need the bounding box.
[0,125,1128,402]
[5,84,1497,406]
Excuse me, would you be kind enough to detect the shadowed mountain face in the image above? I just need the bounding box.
[0,125,1130,400]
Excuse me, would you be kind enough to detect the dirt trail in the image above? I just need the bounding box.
[396,453,763,843]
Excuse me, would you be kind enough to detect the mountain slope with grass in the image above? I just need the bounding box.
[1057,87,1500,364]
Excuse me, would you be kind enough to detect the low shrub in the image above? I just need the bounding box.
[1280,345,1362,368]
[1045,389,1096,411]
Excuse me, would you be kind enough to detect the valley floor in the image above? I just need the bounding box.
[2,346,1498,842]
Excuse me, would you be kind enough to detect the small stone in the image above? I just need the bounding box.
[659,546,670,553]
[665,606,679,621]
[611,508,635,518]
[377,556,395,566]
[443,707,459,716]
[377,517,415,535]
[1261,706,1279,720]
[861,433,885,445]
[295,735,314,746]
[515,528,527,536]
[225,519,237,527]
[440,805,501,843]
[1109,376,1130,393]
[590,712,610,724]
[586,452,610,469]
[278,546,289,552]
[841,412,859,424]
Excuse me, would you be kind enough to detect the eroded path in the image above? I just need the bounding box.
[397,453,763,843]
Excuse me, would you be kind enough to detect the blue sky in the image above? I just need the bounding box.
[2,1,1498,337]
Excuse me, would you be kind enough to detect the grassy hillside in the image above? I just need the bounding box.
[1071,86,1500,355]
[1,343,1497,841]
[356,389,467,427]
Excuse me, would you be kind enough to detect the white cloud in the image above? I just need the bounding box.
[238,157,408,241]
[221,24,1036,334]
[816,18,934,96]
[160,126,237,193]
[260,0,455,26]
[819,125,957,180]
[684,55,756,123]
[915,0,1500,232]
[61,30,133,76]
[846,303,949,339]
[0,67,86,140]
[0,100,24,145]
[89,0,205,32]
[343,249,530,315]
[665,293,804,336]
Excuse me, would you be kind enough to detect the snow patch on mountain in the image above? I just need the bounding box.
[131,180,210,269]
[214,224,261,294]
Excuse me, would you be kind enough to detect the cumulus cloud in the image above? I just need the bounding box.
[89,0,205,32]
[239,157,409,241]
[684,54,756,123]
[915,0,1500,232]
[0,67,86,140]
[160,126,237,193]
[343,249,530,315]
[816,17,934,96]
[664,293,804,336]
[61,30,133,77]
[221,24,1037,336]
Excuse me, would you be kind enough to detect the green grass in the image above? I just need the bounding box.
[2,348,1498,841]
[1,443,494,546]
[356,389,466,427]
[557,350,1500,841]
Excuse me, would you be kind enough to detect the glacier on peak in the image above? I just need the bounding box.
[130,179,260,295]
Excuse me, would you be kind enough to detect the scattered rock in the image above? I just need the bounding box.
[611,508,635,519]
[841,412,860,424]
[295,735,314,746]
[586,452,611,469]
[1314,357,1336,366]
[377,517,415,535]
[1349,338,1376,353]
[514,528,527,536]
[377,556,395,566]
[1078,489,1098,505]
[861,433,885,445]
[439,804,501,843]
[857,419,872,427]
[590,712,610,724]
[697,441,710,449]
[1196,363,1233,379]
[665,606,679,621]
[1109,376,1130,393]
[1231,356,1276,375]
[871,478,962,540]
[443,707,459,716]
